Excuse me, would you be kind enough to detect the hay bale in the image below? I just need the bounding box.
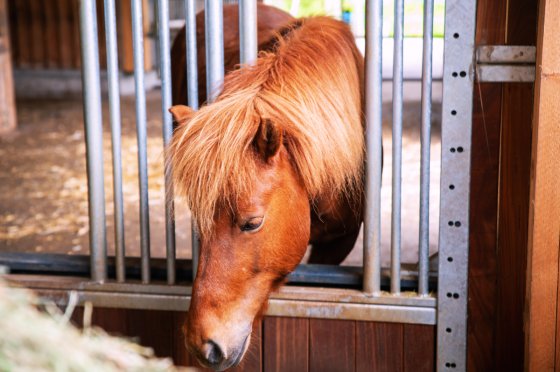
[0,280,191,372]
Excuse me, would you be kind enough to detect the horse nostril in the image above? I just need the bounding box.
[201,340,225,366]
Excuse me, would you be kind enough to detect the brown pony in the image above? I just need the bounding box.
[169,9,365,371]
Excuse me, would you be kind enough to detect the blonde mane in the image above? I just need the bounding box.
[168,16,365,236]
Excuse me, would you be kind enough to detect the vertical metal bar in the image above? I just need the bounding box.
[205,0,224,102]
[185,0,200,281]
[185,0,199,110]
[437,0,477,370]
[103,0,125,283]
[199,0,224,279]
[131,0,151,283]
[363,0,383,295]
[390,0,404,295]
[79,0,107,282]
[418,0,434,296]
[239,0,257,65]
[157,0,176,285]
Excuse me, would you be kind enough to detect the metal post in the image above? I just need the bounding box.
[157,0,176,285]
[390,0,404,295]
[131,0,151,283]
[418,0,434,296]
[239,0,257,65]
[363,0,383,295]
[79,0,107,283]
[103,0,126,283]
[185,0,200,281]
[205,0,224,102]
[437,0,477,370]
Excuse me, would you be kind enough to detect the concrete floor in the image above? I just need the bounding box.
[0,81,441,268]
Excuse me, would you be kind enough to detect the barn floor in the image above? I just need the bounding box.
[0,82,441,268]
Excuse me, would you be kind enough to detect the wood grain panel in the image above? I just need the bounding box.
[356,322,403,372]
[525,0,560,369]
[28,0,45,67]
[263,317,308,372]
[43,0,59,68]
[126,309,174,358]
[14,0,30,67]
[310,319,355,372]
[494,0,538,370]
[403,324,435,372]
[467,82,502,372]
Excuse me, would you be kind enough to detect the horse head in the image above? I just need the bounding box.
[170,106,310,370]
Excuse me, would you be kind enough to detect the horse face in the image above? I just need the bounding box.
[185,119,310,370]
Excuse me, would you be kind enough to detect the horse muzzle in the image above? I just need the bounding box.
[189,332,251,371]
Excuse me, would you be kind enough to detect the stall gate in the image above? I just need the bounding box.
[3,0,479,370]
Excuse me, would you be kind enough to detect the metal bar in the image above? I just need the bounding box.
[17,287,437,325]
[156,0,176,285]
[390,0,404,295]
[3,272,437,308]
[418,0,434,296]
[476,45,536,64]
[205,0,224,102]
[185,0,199,109]
[185,0,200,281]
[239,0,257,65]
[79,0,107,283]
[103,0,125,283]
[131,0,151,283]
[363,0,383,295]
[437,0,478,370]
[476,64,535,82]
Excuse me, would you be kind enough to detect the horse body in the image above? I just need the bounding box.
[169,11,364,370]
[171,4,294,106]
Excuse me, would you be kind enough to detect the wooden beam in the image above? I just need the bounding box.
[525,0,560,370]
[0,0,16,134]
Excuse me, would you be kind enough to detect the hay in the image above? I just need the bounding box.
[0,280,191,372]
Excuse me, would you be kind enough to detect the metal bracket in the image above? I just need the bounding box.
[476,45,536,82]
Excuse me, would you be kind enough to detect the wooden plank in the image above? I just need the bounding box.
[494,0,538,369]
[263,317,308,372]
[96,0,106,69]
[0,0,16,134]
[70,0,81,68]
[403,324,435,372]
[28,0,45,68]
[14,0,30,67]
[118,0,151,73]
[43,0,59,68]
[356,321,403,372]
[467,82,502,372]
[126,309,174,358]
[310,319,355,372]
[118,0,134,73]
[56,0,73,69]
[468,0,508,369]
[525,0,560,370]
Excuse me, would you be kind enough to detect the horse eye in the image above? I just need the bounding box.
[239,216,264,232]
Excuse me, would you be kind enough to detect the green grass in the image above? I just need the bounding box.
[264,0,446,38]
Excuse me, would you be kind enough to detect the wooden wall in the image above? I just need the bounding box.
[72,307,436,372]
[7,0,151,72]
[468,0,538,371]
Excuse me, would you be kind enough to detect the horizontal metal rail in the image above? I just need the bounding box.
[3,274,436,325]
[0,253,438,290]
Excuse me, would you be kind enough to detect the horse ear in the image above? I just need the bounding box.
[169,105,194,127]
[254,118,282,161]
